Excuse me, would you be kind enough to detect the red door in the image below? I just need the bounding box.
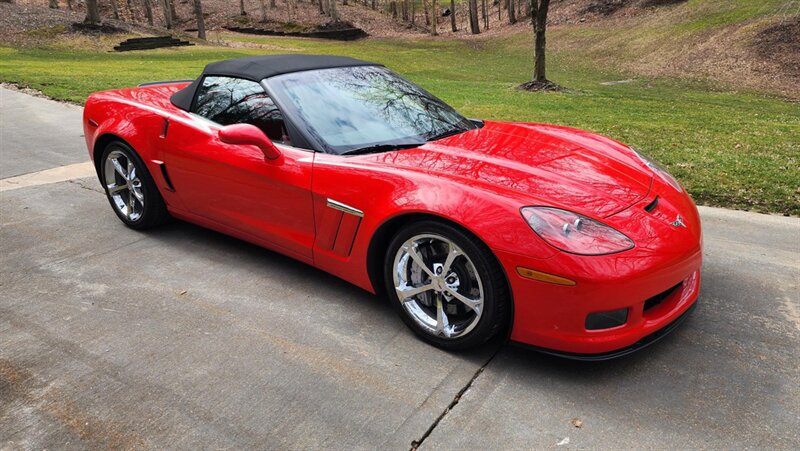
[162,114,316,262]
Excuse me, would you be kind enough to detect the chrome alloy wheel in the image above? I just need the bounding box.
[103,149,144,221]
[392,234,485,339]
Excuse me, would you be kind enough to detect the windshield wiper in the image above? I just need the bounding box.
[426,127,470,142]
[341,142,424,156]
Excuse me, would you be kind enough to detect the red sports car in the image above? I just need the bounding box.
[83,55,702,359]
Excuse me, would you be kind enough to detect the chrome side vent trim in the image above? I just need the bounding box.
[326,198,364,218]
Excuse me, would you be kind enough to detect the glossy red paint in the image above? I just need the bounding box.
[219,123,282,160]
[84,82,702,355]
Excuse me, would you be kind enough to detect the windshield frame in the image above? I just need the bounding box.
[262,66,476,155]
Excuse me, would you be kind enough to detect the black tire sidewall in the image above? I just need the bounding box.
[383,220,508,350]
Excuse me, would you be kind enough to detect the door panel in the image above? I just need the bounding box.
[164,114,315,260]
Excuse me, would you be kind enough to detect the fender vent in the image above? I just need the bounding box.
[160,118,170,138]
[157,162,175,192]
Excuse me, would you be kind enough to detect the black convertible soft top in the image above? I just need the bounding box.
[170,54,381,111]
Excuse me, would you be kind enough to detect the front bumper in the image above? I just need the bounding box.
[499,183,703,357]
[516,301,698,361]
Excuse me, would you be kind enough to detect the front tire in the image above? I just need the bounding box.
[384,220,509,350]
[100,141,169,230]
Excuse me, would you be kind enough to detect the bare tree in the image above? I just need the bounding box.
[326,0,338,21]
[239,0,246,15]
[270,0,275,7]
[520,0,559,90]
[85,0,101,22]
[48,0,58,9]
[449,0,456,31]
[258,0,268,21]
[507,0,515,24]
[161,0,173,28]
[430,0,437,35]
[168,0,178,20]
[193,0,205,39]
[482,0,488,29]
[142,0,154,25]
[110,0,120,19]
[468,0,479,34]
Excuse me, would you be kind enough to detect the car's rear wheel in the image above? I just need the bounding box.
[384,220,509,350]
[100,141,169,229]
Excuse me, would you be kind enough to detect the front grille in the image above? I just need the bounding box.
[644,283,682,311]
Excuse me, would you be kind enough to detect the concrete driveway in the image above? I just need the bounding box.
[1,87,799,449]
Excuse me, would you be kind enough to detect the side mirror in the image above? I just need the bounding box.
[218,123,282,160]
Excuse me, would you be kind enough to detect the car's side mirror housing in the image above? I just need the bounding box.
[218,123,282,160]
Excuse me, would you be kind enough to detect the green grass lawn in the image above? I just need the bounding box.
[1,31,797,215]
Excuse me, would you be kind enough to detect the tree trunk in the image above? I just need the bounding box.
[532,0,549,81]
[161,0,172,28]
[168,0,178,20]
[449,0,456,31]
[329,0,338,21]
[423,0,429,25]
[85,0,101,22]
[507,0,515,24]
[193,0,205,39]
[270,0,275,7]
[48,0,58,9]
[110,0,120,19]
[142,0,153,25]
[482,0,488,29]
[430,0,437,35]
[410,0,415,25]
[258,0,268,21]
[371,0,375,10]
[468,0,478,34]
[239,0,246,15]
[67,0,74,10]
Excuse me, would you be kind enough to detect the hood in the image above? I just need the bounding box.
[367,121,653,218]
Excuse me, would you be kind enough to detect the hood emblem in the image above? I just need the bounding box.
[671,215,686,228]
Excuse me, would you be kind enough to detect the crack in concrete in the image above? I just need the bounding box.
[409,347,500,450]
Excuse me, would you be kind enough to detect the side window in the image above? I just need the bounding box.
[192,76,290,144]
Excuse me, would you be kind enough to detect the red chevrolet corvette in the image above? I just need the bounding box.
[83,55,702,359]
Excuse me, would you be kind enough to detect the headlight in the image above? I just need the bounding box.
[631,147,682,192]
[521,207,634,256]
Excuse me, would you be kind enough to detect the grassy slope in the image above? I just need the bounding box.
[0,11,797,215]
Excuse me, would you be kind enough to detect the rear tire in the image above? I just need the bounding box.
[384,220,509,350]
[99,141,169,230]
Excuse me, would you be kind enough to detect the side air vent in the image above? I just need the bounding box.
[644,196,659,213]
[157,162,175,191]
[160,118,170,138]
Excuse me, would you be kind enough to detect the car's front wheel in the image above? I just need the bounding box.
[100,141,169,229]
[384,221,509,350]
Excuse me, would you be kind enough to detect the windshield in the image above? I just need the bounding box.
[265,66,476,155]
